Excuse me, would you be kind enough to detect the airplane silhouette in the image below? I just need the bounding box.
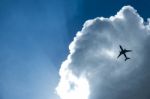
[117,45,132,61]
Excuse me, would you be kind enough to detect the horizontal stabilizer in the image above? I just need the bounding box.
[125,57,130,61]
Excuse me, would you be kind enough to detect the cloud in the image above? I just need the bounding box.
[56,5,150,99]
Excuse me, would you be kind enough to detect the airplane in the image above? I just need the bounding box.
[117,45,132,61]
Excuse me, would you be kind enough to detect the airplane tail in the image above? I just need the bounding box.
[125,57,130,61]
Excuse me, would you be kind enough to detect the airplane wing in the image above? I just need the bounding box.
[117,52,122,58]
[125,50,132,52]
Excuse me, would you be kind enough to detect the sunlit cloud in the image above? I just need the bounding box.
[56,5,150,99]
[56,71,90,99]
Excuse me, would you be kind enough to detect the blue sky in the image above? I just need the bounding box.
[0,0,150,99]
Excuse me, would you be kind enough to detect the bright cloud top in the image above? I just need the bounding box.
[56,5,150,99]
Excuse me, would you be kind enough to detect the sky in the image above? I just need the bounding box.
[1,0,150,99]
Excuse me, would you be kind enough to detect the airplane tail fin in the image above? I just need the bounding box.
[125,57,130,61]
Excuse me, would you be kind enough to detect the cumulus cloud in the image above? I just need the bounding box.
[56,5,150,99]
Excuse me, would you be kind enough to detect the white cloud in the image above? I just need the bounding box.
[56,5,150,99]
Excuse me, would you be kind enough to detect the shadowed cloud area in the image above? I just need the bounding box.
[56,6,150,99]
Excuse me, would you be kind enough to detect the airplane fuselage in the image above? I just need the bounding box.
[121,50,126,54]
[117,45,132,61]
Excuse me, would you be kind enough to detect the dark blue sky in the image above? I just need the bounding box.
[66,0,150,39]
[0,0,150,99]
